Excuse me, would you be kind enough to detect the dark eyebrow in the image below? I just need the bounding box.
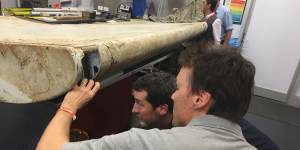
[133,97,141,103]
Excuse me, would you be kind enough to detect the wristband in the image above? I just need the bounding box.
[59,106,77,121]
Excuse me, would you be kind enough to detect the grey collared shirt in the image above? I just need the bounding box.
[62,115,256,150]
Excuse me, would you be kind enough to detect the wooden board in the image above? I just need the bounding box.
[0,16,207,103]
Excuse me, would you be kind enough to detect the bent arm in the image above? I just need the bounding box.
[36,110,73,150]
[223,9,233,46]
[223,30,232,46]
[36,79,100,150]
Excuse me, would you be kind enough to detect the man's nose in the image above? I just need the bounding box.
[132,103,139,113]
[171,92,175,101]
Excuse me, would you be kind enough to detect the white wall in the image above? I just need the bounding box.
[242,0,300,102]
[287,60,300,107]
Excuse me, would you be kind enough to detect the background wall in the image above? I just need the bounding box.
[240,1,300,149]
[241,0,300,105]
[287,60,300,108]
[0,0,17,8]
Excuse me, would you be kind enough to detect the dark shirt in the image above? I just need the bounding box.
[240,119,279,150]
[0,102,57,150]
[205,14,218,43]
[198,14,218,44]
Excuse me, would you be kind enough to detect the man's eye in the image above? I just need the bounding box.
[137,102,144,107]
[135,101,143,106]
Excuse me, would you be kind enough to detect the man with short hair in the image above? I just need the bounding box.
[37,47,257,150]
[202,0,222,44]
[132,61,278,150]
[216,0,234,46]
[131,72,175,129]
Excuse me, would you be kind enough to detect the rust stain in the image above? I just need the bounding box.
[35,47,48,72]
[4,44,53,101]
[31,46,52,100]
[19,56,30,70]
[0,47,7,57]
[5,45,31,70]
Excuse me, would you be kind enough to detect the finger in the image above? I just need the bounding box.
[80,79,88,87]
[91,82,101,94]
[86,79,95,90]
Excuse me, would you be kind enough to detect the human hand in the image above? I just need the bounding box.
[61,79,101,113]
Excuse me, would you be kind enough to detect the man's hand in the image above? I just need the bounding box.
[36,79,100,150]
[61,79,101,113]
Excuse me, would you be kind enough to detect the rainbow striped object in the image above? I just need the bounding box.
[229,0,247,24]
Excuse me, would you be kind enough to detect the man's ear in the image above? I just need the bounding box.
[192,90,212,109]
[155,104,169,116]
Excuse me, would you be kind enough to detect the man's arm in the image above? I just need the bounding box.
[36,79,101,150]
[222,8,233,46]
[223,30,232,46]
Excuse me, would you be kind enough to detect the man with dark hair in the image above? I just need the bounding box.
[37,47,257,150]
[131,72,175,129]
[202,0,221,44]
[173,48,255,125]
[132,70,278,150]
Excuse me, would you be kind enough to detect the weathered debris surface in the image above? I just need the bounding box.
[149,0,204,23]
[0,16,207,103]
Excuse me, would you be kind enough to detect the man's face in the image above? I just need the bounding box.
[171,67,195,127]
[132,90,160,128]
[202,0,210,13]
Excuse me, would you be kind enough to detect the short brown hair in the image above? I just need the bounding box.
[179,47,255,123]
